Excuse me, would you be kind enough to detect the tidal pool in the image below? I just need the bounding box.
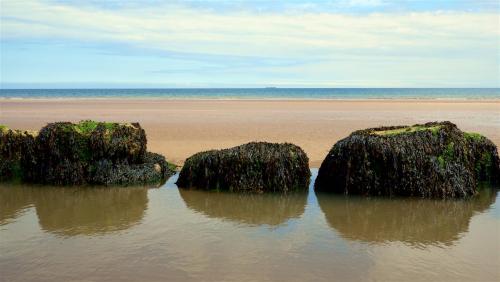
[1,170,499,281]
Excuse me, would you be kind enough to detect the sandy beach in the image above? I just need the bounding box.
[1,99,499,167]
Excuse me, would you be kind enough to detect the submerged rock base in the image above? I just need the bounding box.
[0,126,36,181]
[177,142,310,193]
[0,121,175,186]
[315,121,500,198]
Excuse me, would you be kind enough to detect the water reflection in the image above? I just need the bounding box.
[179,189,307,226]
[0,184,148,236]
[316,188,497,246]
[0,184,34,225]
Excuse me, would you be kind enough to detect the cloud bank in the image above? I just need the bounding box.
[1,0,498,87]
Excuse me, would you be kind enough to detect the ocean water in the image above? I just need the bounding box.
[0,88,499,99]
[1,170,499,281]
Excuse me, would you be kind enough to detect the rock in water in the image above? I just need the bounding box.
[315,121,500,198]
[90,152,174,186]
[177,142,310,193]
[0,126,36,181]
[17,120,175,186]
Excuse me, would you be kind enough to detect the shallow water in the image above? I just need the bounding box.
[1,88,500,99]
[1,170,499,281]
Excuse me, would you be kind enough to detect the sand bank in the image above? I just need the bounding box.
[1,99,498,167]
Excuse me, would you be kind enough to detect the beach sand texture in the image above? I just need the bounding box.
[1,99,498,167]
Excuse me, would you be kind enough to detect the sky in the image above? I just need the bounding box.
[0,0,499,88]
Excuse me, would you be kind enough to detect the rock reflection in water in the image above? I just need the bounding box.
[0,184,148,236]
[316,188,497,246]
[179,189,307,226]
[0,184,34,225]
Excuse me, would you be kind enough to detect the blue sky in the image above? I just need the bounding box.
[0,0,498,88]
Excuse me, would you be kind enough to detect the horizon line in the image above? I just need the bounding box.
[2,87,500,90]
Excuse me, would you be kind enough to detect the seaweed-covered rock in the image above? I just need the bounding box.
[90,152,174,186]
[13,120,175,186]
[315,121,500,198]
[177,142,310,193]
[0,126,36,181]
[465,132,500,184]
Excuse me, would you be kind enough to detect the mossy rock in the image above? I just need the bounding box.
[88,121,147,164]
[315,121,500,198]
[34,120,146,164]
[5,120,175,186]
[90,152,175,186]
[177,142,311,193]
[0,126,37,181]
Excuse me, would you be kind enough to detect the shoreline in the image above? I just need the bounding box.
[1,98,499,167]
[1,97,500,102]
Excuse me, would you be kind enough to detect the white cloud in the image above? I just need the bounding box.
[1,0,498,86]
[1,0,497,56]
[346,0,386,7]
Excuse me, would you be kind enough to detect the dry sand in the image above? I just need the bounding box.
[1,99,499,167]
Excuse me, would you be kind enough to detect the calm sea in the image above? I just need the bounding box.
[0,88,499,99]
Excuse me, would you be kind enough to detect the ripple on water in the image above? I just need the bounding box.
[0,172,499,281]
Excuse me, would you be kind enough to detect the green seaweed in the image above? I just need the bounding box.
[373,125,442,136]
[167,162,177,172]
[464,132,485,141]
[76,139,91,161]
[177,142,310,193]
[58,120,118,136]
[1,120,172,186]
[437,142,455,169]
[58,121,120,161]
[74,120,118,135]
[0,125,8,132]
[475,151,493,178]
[464,132,493,180]
[437,156,445,168]
[444,142,455,159]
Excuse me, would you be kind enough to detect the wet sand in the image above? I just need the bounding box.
[1,99,499,167]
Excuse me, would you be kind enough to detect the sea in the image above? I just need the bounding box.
[0,88,499,99]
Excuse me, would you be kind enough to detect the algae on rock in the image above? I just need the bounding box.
[1,121,175,186]
[177,142,310,193]
[315,121,500,198]
[0,126,37,181]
